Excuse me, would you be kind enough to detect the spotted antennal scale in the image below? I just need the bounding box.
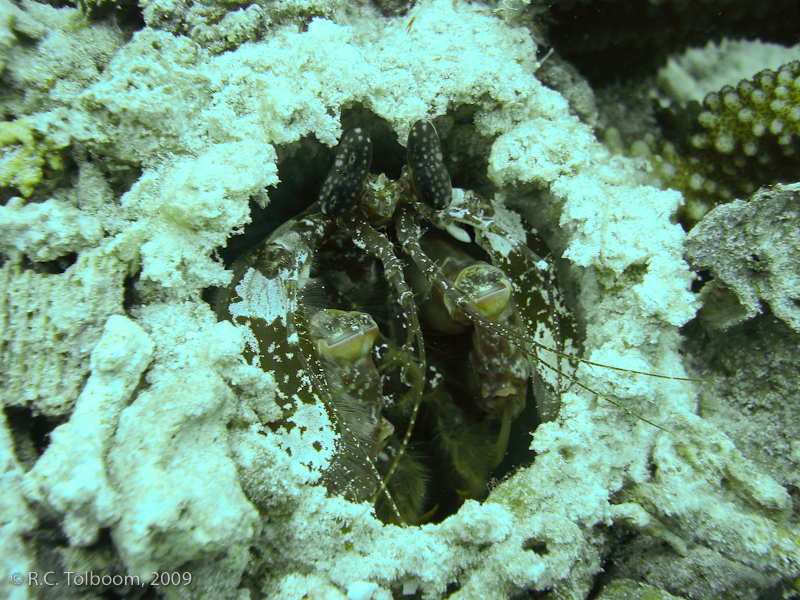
[318,128,373,217]
[407,120,453,210]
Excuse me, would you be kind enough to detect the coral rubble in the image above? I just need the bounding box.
[685,182,800,333]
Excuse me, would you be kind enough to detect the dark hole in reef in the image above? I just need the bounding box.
[239,557,264,600]
[88,527,115,550]
[100,161,143,199]
[788,484,800,516]
[51,0,146,37]
[215,106,407,269]
[584,526,643,600]
[493,376,538,471]
[373,0,416,17]
[510,588,552,599]
[3,405,62,469]
[654,100,705,149]
[522,538,549,554]
[17,252,79,275]
[442,580,461,598]
[438,103,497,199]
[122,269,145,314]
[392,577,462,600]
[690,269,712,294]
[0,189,16,208]
[23,513,69,546]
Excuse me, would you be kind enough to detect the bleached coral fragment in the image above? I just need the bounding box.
[0,197,103,261]
[346,581,378,600]
[106,303,259,579]
[0,410,38,600]
[0,248,127,415]
[22,315,154,546]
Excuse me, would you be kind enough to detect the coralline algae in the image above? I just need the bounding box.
[1,0,799,599]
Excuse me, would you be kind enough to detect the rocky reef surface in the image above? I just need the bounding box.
[1,0,799,598]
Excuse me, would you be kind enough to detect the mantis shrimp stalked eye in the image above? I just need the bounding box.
[318,128,373,217]
[407,120,452,210]
[216,120,575,524]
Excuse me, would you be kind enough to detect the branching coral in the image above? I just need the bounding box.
[686,61,800,203]
[600,47,800,224]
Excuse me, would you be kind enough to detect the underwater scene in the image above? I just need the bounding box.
[1,0,799,597]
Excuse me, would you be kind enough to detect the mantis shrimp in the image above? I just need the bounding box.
[216,120,578,525]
